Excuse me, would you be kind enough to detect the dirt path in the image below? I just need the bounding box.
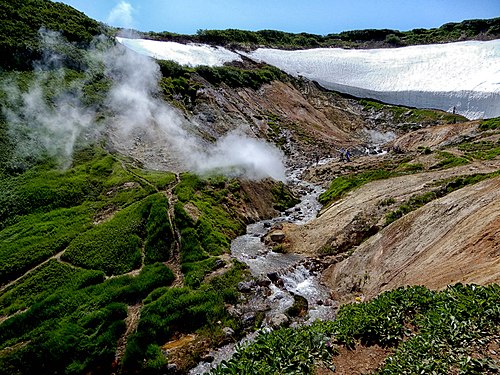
[0,248,68,293]
[164,173,184,288]
[114,303,142,365]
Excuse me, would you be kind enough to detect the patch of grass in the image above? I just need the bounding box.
[458,140,500,160]
[144,194,174,264]
[130,168,177,190]
[377,197,396,207]
[479,117,500,131]
[0,260,104,316]
[431,151,469,170]
[385,191,437,225]
[212,284,500,374]
[0,263,173,375]
[271,181,300,212]
[62,194,170,276]
[396,162,424,172]
[319,170,395,207]
[124,261,247,372]
[0,204,94,284]
[360,100,466,125]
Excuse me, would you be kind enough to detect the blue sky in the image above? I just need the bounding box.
[59,0,500,35]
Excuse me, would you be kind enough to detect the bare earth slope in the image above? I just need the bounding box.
[323,176,500,303]
[281,159,499,256]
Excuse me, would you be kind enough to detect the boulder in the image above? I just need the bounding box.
[270,231,286,243]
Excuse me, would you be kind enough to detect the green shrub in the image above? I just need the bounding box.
[479,117,500,131]
[144,194,173,264]
[62,199,148,275]
[0,204,94,283]
[431,151,469,169]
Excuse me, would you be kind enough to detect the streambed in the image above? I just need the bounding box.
[190,165,337,374]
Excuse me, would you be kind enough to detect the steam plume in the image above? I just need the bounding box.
[1,30,286,181]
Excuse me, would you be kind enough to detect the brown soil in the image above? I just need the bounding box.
[316,344,392,375]
[390,121,480,151]
[115,304,142,364]
[282,159,499,258]
[323,176,500,303]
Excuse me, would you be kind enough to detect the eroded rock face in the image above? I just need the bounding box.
[323,176,500,303]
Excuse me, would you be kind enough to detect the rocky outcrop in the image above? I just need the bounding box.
[323,176,500,303]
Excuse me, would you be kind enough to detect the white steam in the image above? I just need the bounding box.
[192,131,286,181]
[107,1,135,29]
[1,30,286,181]
[101,43,285,180]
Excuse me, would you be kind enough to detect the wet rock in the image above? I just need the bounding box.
[272,223,283,230]
[276,278,285,287]
[263,222,272,228]
[267,272,279,282]
[227,305,242,317]
[222,327,235,337]
[201,353,215,363]
[268,313,289,328]
[257,278,271,287]
[237,281,255,293]
[166,363,178,373]
[242,312,256,327]
[270,231,286,243]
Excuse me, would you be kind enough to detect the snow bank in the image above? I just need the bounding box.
[116,37,241,67]
[117,37,500,119]
[246,40,500,119]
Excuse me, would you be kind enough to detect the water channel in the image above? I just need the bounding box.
[191,163,337,374]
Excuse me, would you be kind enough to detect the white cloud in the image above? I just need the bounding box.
[107,1,134,28]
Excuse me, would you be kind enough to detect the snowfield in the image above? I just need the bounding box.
[117,37,500,119]
[246,40,500,120]
[116,37,241,67]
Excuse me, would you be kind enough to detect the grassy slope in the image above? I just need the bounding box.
[1,1,498,373]
[0,0,105,70]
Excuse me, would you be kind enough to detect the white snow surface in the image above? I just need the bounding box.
[246,40,500,119]
[117,37,500,119]
[116,37,241,67]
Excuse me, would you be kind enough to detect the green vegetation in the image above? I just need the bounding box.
[319,169,395,207]
[360,99,466,125]
[272,181,300,212]
[458,139,500,161]
[213,284,500,374]
[174,173,246,287]
[157,59,287,108]
[431,151,469,169]
[124,261,248,372]
[143,18,499,50]
[479,116,500,131]
[0,263,174,375]
[0,0,106,70]
[0,204,94,284]
[385,171,500,225]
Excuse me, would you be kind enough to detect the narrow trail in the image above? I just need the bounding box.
[163,173,184,288]
[0,248,67,293]
[114,303,142,365]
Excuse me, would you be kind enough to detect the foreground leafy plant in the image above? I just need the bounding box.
[211,284,500,374]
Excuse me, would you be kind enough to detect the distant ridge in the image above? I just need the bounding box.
[138,17,500,50]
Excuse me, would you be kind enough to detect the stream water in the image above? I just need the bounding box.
[190,165,337,374]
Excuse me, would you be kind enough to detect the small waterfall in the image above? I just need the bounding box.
[190,162,336,374]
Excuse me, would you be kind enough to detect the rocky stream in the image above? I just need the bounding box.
[190,163,338,374]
